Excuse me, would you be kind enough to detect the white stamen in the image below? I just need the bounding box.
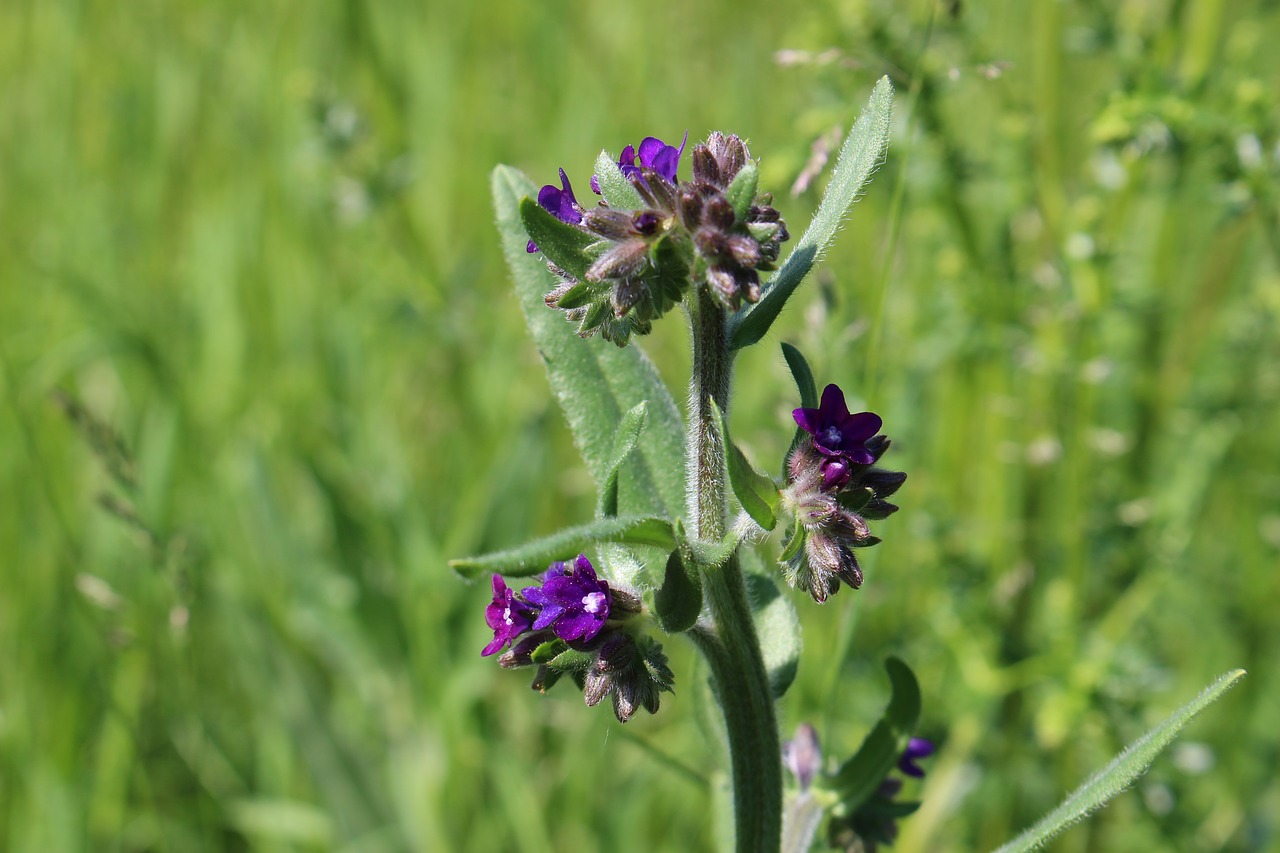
[582,591,606,614]
[503,605,514,626]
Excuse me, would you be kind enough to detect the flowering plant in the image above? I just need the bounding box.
[451,78,1244,852]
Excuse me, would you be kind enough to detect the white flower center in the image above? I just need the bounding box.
[503,605,515,626]
[822,426,842,446]
[582,591,606,614]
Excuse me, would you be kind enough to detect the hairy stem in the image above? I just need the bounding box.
[687,290,782,852]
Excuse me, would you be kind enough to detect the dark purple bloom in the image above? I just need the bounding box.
[522,553,612,643]
[793,384,883,465]
[591,132,688,193]
[897,737,935,778]
[526,168,584,253]
[482,575,537,657]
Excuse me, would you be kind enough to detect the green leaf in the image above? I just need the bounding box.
[599,402,649,517]
[781,342,820,472]
[555,281,598,310]
[992,669,1246,853]
[708,397,779,531]
[547,647,595,673]
[778,521,805,563]
[828,657,922,811]
[725,161,759,221]
[740,547,802,698]
[519,197,595,280]
[781,342,818,409]
[450,515,676,578]
[531,639,567,664]
[594,150,645,210]
[729,77,894,350]
[727,438,779,532]
[654,547,703,633]
[493,166,685,524]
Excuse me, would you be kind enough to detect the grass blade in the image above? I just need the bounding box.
[992,669,1247,853]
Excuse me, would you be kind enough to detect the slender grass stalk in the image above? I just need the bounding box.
[686,290,782,852]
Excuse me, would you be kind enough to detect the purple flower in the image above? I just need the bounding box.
[481,575,537,657]
[783,723,823,792]
[526,168,584,253]
[591,132,688,192]
[522,554,612,643]
[792,384,882,465]
[897,737,935,778]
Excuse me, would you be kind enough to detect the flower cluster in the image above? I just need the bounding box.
[778,384,905,603]
[828,738,935,853]
[482,554,672,722]
[529,131,789,346]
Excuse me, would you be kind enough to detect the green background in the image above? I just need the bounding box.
[2,0,1277,850]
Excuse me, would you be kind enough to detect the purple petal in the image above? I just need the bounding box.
[792,406,823,435]
[838,411,883,443]
[817,384,848,420]
[536,168,583,226]
[637,136,667,166]
[898,737,935,778]
[531,601,564,632]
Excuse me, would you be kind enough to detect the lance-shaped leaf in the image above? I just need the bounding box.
[450,516,676,579]
[711,397,779,531]
[992,669,1246,853]
[782,342,818,409]
[729,77,894,350]
[781,342,818,471]
[740,547,802,699]
[493,166,685,522]
[594,150,645,210]
[827,657,921,811]
[654,546,702,634]
[599,402,649,518]
[519,197,596,280]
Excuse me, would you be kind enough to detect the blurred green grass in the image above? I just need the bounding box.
[2,1,1278,850]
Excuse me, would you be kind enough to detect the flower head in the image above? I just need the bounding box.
[778,383,904,603]
[530,129,790,341]
[526,168,584,253]
[522,553,613,643]
[793,384,883,465]
[482,575,538,657]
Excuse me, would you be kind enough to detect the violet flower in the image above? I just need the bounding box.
[481,575,537,657]
[793,384,883,466]
[898,737,935,778]
[522,554,612,643]
[526,168,584,253]
[591,132,688,192]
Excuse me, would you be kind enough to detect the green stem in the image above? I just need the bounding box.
[687,290,782,852]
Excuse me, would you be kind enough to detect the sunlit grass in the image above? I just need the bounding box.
[2,1,1277,850]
